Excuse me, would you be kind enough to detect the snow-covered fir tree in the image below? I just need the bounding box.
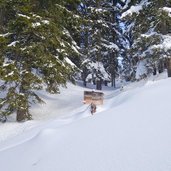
[80,0,123,89]
[0,0,81,121]
[121,0,171,80]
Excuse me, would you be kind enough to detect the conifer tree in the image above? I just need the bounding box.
[121,0,171,79]
[0,0,81,121]
[80,0,121,88]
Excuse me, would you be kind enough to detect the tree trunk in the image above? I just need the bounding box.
[104,80,108,86]
[167,58,171,77]
[95,0,102,90]
[110,61,116,88]
[112,72,116,88]
[0,6,6,32]
[83,80,86,87]
[96,79,102,90]
[110,9,117,88]
[16,80,29,122]
[82,67,88,87]
[158,60,164,73]
[153,67,157,75]
[17,109,27,122]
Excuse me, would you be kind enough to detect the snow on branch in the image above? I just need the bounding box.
[123,0,131,10]
[121,0,150,18]
[102,42,119,51]
[162,7,171,17]
[0,33,12,37]
[55,4,80,19]
[65,57,76,68]
[63,28,80,54]
[85,61,110,81]
[151,35,171,52]
[7,41,19,47]
[32,20,49,28]
[141,31,159,38]
[18,13,31,19]
[88,7,107,14]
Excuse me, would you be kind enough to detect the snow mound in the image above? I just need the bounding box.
[0,77,171,171]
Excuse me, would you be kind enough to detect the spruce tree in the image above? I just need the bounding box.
[80,0,121,89]
[0,0,81,121]
[121,0,171,79]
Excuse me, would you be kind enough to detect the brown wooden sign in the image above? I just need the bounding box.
[83,91,104,105]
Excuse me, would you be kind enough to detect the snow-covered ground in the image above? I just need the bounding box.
[0,72,171,171]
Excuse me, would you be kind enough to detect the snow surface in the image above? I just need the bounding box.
[0,73,171,171]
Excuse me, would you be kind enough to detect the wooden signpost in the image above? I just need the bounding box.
[83,91,104,105]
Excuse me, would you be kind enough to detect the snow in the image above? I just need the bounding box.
[85,61,110,81]
[123,21,135,35]
[152,35,171,52]
[7,41,19,47]
[0,32,11,37]
[32,22,41,28]
[62,28,80,54]
[65,57,76,67]
[89,7,107,13]
[32,20,50,28]
[141,31,158,38]
[121,0,151,18]
[3,63,12,67]
[123,0,131,9]
[0,73,171,171]
[18,14,30,19]
[42,20,49,25]
[162,7,171,17]
[32,14,42,19]
[102,42,119,51]
[71,44,79,54]
[5,71,14,77]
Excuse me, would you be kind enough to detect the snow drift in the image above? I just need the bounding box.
[0,76,171,171]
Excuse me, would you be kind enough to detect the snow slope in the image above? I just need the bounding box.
[0,74,171,171]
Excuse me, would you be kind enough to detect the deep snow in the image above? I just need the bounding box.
[0,72,171,171]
